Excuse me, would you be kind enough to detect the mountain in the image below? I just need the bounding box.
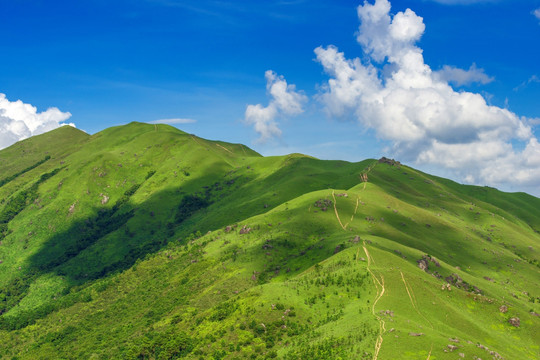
[0,122,538,360]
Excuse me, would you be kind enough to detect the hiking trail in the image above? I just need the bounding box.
[364,242,386,360]
[400,271,434,359]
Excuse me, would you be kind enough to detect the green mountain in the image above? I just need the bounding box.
[0,122,538,360]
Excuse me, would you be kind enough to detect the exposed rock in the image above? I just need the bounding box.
[499,305,508,313]
[239,226,251,234]
[224,226,232,233]
[409,332,424,336]
[314,198,332,211]
[430,256,441,267]
[508,317,520,327]
[417,258,429,271]
[441,283,451,291]
[378,157,401,167]
[447,344,458,352]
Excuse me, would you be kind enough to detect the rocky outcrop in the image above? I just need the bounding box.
[378,157,401,167]
[417,258,429,271]
[444,273,482,294]
[508,317,520,327]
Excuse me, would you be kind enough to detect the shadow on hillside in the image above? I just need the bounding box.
[2,158,374,329]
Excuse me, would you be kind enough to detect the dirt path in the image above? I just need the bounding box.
[216,143,233,154]
[332,175,385,359]
[190,135,204,148]
[364,242,386,360]
[400,271,418,311]
[331,190,346,230]
[349,196,360,223]
[400,271,434,359]
[400,271,433,329]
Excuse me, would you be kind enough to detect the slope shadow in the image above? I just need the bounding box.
[1,158,373,329]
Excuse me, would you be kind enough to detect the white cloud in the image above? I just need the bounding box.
[533,8,540,21]
[435,64,494,86]
[148,118,197,124]
[245,70,307,142]
[0,93,73,150]
[316,0,540,192]
[513,74,540,91]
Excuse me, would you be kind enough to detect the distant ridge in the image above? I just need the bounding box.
[0,123,538,359]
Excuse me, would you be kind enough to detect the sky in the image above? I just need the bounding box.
[1,0,540,195]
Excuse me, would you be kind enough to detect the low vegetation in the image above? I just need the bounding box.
[0,122,538,359]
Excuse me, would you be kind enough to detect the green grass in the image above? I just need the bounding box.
[0,123,538,359]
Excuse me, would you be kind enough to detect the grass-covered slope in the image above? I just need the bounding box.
[0,123,538,359]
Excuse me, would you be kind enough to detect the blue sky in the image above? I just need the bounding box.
[1,0,540,194]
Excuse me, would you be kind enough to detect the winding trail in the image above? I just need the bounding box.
[333,170,386,359]
[331,190,346,231]
[364,242,386,360]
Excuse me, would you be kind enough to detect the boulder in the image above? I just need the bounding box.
[508,317,520,327]
[417,258,429,271]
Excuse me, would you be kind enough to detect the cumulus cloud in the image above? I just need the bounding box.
[148,118,197,124]
[435,64,494,86]
[316,0,540,191]
[245,70,307,142]
[0,93,73,150]
[534,8,540,22]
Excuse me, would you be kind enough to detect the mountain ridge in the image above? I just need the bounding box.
[0,123,538,359]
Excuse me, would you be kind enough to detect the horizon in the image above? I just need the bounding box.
[1,0,539,195]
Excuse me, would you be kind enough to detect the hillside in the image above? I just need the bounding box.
[0,123,538,360]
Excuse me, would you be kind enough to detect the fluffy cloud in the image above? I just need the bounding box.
[534,8,540,22]
[316,0,540,191]
[0,94,73,149]
[435,64,494,86]
[245,70,307,142]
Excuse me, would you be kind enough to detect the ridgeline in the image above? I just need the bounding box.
[0,123,538,359]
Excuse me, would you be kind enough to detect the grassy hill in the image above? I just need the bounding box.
[0,123,538,360]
